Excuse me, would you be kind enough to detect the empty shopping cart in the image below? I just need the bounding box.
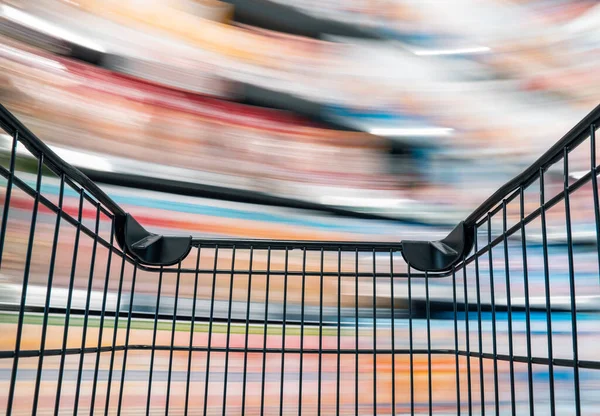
[1,103,599,415]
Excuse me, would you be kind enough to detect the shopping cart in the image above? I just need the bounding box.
[0,102,599,415]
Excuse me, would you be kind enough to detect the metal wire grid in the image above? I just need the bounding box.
[454,121,600,416]
[0,104,599,415]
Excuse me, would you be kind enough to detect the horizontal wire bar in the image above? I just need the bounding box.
[0,304,338,327]
[193,239,403,251]
[0,345,598,370]
[106,268,437,278]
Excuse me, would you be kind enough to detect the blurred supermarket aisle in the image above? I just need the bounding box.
[0,0,599,222]
[1,1,600,414]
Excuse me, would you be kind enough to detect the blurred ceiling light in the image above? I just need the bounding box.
[569,171,587,180]
[412,46,491,56]
[565,3,600,34]
[0,44,65,71]
[52,147,114,172]
[319,196,411,208]
[8,138,113,172]
[512,295,599,309]
[369,127,454,137]
[1,5,106,53]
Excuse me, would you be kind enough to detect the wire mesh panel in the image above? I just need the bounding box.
[0,101,600,415]
[454,120,600,416]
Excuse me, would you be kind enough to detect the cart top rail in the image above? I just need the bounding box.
[1,103,600,272]
[465,104,600,226]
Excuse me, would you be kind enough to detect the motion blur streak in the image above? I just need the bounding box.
[0,0,599,414]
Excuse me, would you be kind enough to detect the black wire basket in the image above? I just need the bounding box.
[0,103,599,415]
